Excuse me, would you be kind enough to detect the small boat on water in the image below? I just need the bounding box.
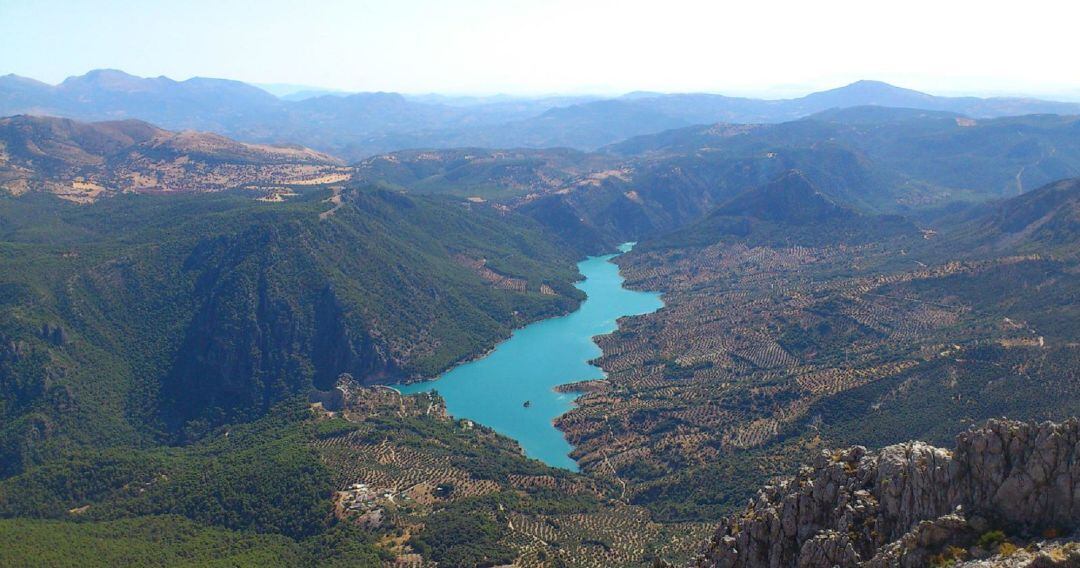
[523,400,531,408]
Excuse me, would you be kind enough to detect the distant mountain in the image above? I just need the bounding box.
[0,71,579,158]
[354,147,619,198]
[4,71,1080,160]
[278,90,345,101]
[414,82,1080,153]
[253,82,347,100]
[0,74,56,112]
[497,142,894,249]
[0,115,346,200]
[796,79,939,109]
[27,69,284,134]
[487,99,690,148]
[645,170,916,249]
[607,110,1080,208]
[355,108,1080,254]
[0,71,465,157]
[620,80,1080,126]
[329,99,692,157]
[404,93,600,109]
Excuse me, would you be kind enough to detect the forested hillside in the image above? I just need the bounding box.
[0,186,583,473]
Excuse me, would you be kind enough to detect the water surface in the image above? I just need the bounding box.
[397,243,662,470]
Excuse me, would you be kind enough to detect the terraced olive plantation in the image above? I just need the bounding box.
[554,181,1080,521]
[309,382,712,566]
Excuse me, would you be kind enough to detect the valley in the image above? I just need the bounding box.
[1,66,1080,567]
[554,176,1080,523]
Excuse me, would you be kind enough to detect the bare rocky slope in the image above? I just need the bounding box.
[696,419,1080,567]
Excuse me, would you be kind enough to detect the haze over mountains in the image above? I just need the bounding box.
[6,104,1080,259]
[352,107,1080,254]
[5,64,1080,566]
[4,69,1080,160]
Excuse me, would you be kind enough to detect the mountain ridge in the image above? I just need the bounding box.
[640,170,918,249]
[0,114,347,200]
[5,71,1080,159]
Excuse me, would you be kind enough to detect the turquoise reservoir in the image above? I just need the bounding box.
[397,243,663,470]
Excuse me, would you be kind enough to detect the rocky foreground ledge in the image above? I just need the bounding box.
[697,419,1080,567]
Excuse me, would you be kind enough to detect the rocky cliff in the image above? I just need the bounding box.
[698,419,1080,567]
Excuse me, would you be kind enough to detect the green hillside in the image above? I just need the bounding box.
[0,186,583,473]
[644,170,917,249]
[0,516,332,567]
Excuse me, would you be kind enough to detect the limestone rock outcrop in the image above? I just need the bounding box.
[698,419,1080,567]
[957,541,1080,567]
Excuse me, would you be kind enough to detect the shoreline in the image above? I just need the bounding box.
[392,242,664,471]
[390,244,628,389]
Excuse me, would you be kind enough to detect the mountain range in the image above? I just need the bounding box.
[4,70,1080,160]
[4,68,1080,567]
[9,105,1078,256]
[361,107,1080,252]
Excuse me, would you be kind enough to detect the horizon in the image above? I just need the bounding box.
[7,68,1080,103]
[3,0,1080,99]
[4,2,1080,565]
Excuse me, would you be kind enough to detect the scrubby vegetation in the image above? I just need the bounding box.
[0,400,386,565]
[0,516,313,567]
[410,506,514,567]
[556,178,1080,523]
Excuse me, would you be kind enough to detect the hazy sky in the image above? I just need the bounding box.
[3,0,1079,97]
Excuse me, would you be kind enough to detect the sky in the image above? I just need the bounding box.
[2,0,1080,98]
